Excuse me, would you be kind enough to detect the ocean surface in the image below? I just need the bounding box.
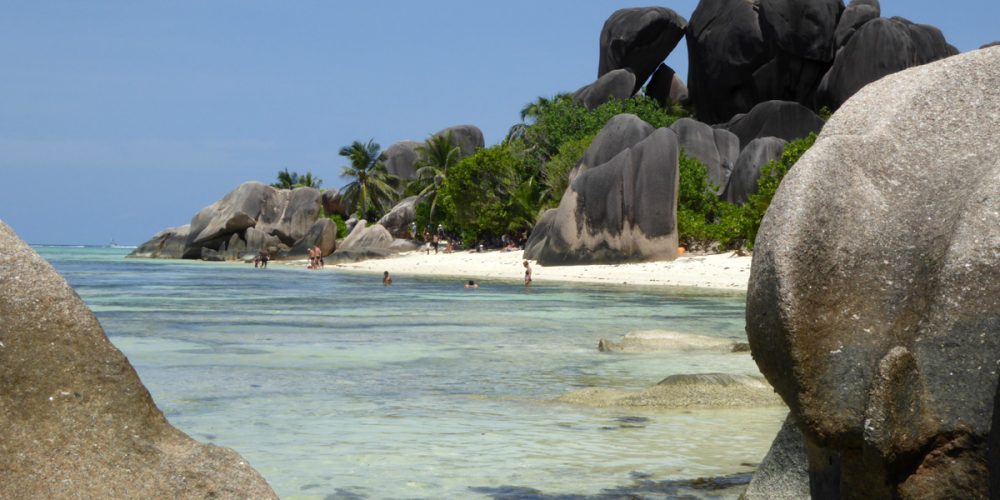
[38,245,785,499]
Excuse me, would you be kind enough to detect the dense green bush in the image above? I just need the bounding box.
[541,133,596,207]
[319,209,349,239]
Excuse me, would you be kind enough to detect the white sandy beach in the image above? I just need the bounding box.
[323,250,752,292]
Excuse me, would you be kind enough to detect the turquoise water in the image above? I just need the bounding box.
[39,246,785,499]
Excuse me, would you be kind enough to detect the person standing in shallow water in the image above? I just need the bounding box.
[523,260,532,287]
[383,271,392,285]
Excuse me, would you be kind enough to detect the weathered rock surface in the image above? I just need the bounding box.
[574,113,654,181]
[669,118,739,189]
[645,64,688,107]
[573,69,636,111]
[332,221,395,262]
[758,0,843,62]
[747,48,1000,497]
[817,16,958,109]
[525,126,680,265]
[128,224,189,259]
[433,124,484,159]
[135,182,335,261]
[283,219,337,259]
[597,330,742,353]
[720,137,787,205]
[382,140,422,181]
[321,188,349,217]
[378,196,420,239]
[0,221,277,498]
[598,7,687,94]
[835,0,880,48]
[557,373,782,409]
[743,414,810,499]
[686,0,769,124]
[715,100,823,149]
[983,41,1000,49]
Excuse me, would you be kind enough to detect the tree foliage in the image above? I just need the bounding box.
[410,132,462,225]
[272,168,323,189]
[338,139,398,221]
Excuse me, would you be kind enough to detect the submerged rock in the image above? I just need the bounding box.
[0,221,277,498]
[747,48,1000,497]
[597,330,740,353]
[557,373,782,409]
[128,224,189,259]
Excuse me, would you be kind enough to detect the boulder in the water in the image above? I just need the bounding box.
[0,221,277,498]
[743,414,809,499]
[128,224,189,259]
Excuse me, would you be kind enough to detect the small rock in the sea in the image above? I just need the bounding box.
[731,342,751,352]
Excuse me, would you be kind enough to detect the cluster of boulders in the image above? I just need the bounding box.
[746,47,1000,497]
[130,182,336,261]
[0,222,277,497]
[132,123,485,262]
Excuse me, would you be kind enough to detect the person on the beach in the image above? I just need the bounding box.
[432,234,439,254]
[523,260,532,287]
[445,238,453,254]
[410,221,417,240]
[383,271,392,285]
[258,250,269,268]
[314,245,324,269]
[307,247,315,269]
[464,280,479,289]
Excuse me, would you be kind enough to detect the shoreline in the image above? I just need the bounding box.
[280,249,752,293]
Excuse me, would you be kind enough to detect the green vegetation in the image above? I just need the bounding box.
[319,209,349,239]
[272,169,322,189]
[677,133,817,250]
[410,132,462,226]
[338,139,398,221]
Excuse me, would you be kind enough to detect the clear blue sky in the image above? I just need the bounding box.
[2,1,996,245]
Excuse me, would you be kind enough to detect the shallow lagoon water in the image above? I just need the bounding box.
[39,246,785,499]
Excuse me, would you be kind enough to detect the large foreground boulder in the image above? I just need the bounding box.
[0,221,276,498]
[598,7,687,94]
[747,48,1000,497]
[525,126,680,265]
[743,414,809,499]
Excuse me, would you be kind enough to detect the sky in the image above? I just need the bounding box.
[2,1,997,245]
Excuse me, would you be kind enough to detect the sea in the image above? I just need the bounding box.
[37,245,786,499]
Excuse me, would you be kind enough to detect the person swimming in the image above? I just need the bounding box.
[464,280,479,289]
[383,271,392,285]
[523,260,532,287]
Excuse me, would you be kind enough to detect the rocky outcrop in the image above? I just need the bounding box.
[669,118,739,190]
[378,196,420,239]
[331,221,395,262]
[557,373,782,409]
[598,7,687,94]
[747,48,1000,497]
[382,140,422,181]
[714,100,823,149]
[720,137,787,205]
[433,124,484,159]
[743,414,809,499]
[321,188,349,217]
[0,221,276,498]
[525,126,680,265]
[572,69,636,111]
[133,182,336,261]
[128,224,189,259]
[572,113,654,182]
[983,41,1000,49]
[283,219,337,259]
[817,16,958,109]
[645,64,688,107]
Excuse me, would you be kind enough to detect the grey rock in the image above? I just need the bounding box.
[378,196,420,239]
[720,137,787,205]
[345,215,359,234]
[982,41,1000,50]
[758,0,843,62]
[432,124,484,159]
[321,188,349,217]
[245,226,282,257]
[747,48,1000,497]
[573,69,636,111]
[255,187,322,245]
[835,0,880,48]
[129,224,190,259]
[575,113,654,179]
[817,16,958,109]
[388,238,419,254]
[744,414,809,499]
[598,7,687,94]
[186,182,273,248]
[224,232,247,260]
[200,247,224,262]
[686,0,769,124]
[557,373,782,409]
[523,209,557,261]
[0,221,277,498]
[332,221,395,262]
[715,100,824,148]
[526,127,680,265]
[282,219,337,259]
[645,64,688,107]
[669,118,739,189]
[382,140,422,181]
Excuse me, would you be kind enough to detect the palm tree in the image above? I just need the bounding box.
[272,168,323,189]
[338,139,398,221]
[296,172,323,188]
[412,132,462,225]
[519,96,551,123]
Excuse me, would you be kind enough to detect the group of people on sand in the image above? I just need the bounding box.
[253,250,270,269]
[307,246,325,269]
[420,225,454,255]
[382,260,532,289]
